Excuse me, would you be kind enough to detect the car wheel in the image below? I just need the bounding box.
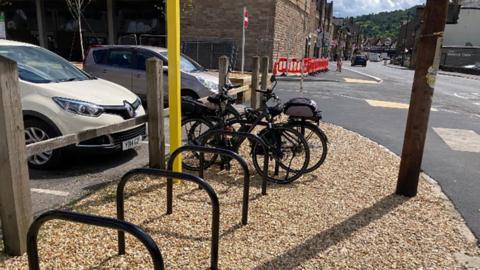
[24,118,64,170]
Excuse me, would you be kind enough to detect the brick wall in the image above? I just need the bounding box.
[181,0,276,70]
[272,0,307,62]
[180,0,320,70]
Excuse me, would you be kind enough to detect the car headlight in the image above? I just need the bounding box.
[198,77,219,92]
[53,97,104,117]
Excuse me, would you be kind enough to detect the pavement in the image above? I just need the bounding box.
[22,61,480,243]
[275,62,480,241]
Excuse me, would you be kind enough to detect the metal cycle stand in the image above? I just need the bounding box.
[116,168,220,270]
[199,130,270,195]
[27,210,164,270]
[168,146,252,226]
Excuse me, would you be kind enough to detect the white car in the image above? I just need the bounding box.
[0,40,146,169]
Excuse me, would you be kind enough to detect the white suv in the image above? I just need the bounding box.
[0,40,146,169]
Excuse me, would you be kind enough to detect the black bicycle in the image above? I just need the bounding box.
[184,76,328,174]
[256,77,328,173]
[181,88,310,184]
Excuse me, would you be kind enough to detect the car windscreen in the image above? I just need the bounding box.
[159,52,203,73]
[0,45,91,83]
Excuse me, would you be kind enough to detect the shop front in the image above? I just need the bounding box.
[0,0,165,61]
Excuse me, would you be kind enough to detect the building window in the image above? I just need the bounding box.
[2,0,39,45]
[44,0,107,61]
[115,0,165,45]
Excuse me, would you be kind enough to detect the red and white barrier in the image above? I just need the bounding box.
[273,57,329,75]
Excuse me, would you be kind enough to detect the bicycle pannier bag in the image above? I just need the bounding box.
[283,97,321,119]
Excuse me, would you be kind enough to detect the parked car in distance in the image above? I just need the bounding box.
[84,45,222,101]
[351,55,368,67]
[0,40,146,170]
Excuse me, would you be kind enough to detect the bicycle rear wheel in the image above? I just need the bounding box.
[181,117,218,171]
[252,127,310,184]
[285,121,328,173]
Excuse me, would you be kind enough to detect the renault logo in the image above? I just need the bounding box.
[124,101,136,118]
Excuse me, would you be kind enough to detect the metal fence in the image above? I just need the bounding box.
[182,39,237,70]
[118,34,237,70]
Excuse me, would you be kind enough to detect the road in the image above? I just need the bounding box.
[25,61,480,242]
[275,62,480,241]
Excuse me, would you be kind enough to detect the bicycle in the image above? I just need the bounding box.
[185,75,328,174]
[181,87,310,184]
[255,76,329,173]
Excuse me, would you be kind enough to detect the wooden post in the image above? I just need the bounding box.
[0,55,33,255]
[218,56,229,90]
[260,56,269,90]
[260,56,269,106]
[396,0,449,197]
[250,56,260,109]
[146,58,165,169]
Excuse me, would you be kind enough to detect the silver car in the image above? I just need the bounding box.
[84,45,220,100]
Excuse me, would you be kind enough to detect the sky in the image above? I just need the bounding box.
[333,0,425,17]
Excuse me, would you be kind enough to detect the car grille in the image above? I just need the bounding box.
[102,99,142,120]
[112,124,147,144]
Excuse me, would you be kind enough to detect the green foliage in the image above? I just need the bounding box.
[354,6,418,39]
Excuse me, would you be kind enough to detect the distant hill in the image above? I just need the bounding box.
[353,7,418,39]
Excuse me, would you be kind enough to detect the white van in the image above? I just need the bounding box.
[369,53,381,62]
[0,40,146,169]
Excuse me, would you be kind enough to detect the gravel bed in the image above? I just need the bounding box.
[1,123,479,269]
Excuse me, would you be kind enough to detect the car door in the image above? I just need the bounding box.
[132,49,169,99]
[131,49,156,97]
[101,48,134,92]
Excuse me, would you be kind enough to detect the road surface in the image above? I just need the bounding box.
[275,62,480,241]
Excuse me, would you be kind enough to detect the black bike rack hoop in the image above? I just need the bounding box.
[200,130,270,195]
[116,168,220,270]
[168,145,253,227]
[27,210,164,270]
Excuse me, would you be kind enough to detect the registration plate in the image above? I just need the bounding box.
[122,136,143,151]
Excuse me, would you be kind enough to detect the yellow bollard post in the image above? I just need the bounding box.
[167,0,182,172]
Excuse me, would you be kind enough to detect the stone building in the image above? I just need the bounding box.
[0,0,333,69]
[181,0,334,70]
[395,1,480,68]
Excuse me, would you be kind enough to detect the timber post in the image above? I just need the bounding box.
[146,58,166,169]
[396,0,450,197]
[0,55,33,255]
[219,56,229,90]
[260,56,269,106]
[250,56,260,109]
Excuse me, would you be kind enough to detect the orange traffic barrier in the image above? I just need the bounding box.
[273,57,329,75]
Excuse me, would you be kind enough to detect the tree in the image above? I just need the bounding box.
[65,0,92,61]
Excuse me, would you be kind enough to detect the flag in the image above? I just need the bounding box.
[243,7,249,29]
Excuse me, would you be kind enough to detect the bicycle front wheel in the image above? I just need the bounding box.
[252,127,310,184]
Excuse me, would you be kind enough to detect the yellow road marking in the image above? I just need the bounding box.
[344,78,377,84]
[366,99,439,112]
